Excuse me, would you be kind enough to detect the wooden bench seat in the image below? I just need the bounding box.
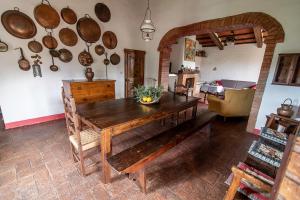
[108,111,217,193]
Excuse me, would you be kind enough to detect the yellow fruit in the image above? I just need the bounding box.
[146,97,152,102]
[142,97,148,102]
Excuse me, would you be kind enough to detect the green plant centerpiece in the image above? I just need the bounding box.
[134,85,163,104]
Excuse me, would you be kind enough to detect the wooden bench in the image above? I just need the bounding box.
[108,111,217,193]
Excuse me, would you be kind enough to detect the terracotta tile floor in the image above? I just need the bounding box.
[0,109,257,200]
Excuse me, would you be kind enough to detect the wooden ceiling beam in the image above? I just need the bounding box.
[208,32,224,50]
[253,26,263,48]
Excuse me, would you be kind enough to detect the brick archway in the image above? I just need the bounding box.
[157,12,285,132]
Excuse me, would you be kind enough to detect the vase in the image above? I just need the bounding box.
[85,67,94,82]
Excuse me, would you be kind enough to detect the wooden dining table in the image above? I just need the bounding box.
[76,92,199,183]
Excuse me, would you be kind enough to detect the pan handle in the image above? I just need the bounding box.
[86,42,92,52]
[41,0,52,6]
[13,7,20,11]
[85,14,91,18]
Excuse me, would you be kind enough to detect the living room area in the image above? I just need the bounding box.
[168,27,266,122]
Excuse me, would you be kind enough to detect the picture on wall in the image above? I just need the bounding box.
[184,38,196,61]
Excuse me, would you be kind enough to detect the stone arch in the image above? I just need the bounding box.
[157,12,285,132]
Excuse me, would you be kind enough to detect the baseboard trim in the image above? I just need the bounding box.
[5,113,65,130]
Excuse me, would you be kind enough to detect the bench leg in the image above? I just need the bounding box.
[101,129,112,184]
[207,123,212,138]
[192,104,198,119]
[137,168,147,193]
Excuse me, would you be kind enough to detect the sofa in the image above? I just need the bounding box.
[218,79,256,90]
[207,88,255,118]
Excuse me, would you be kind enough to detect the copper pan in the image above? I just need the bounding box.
[77,14,101,43]
[95,44,105,56]
[34,0,60,29]
[58,48,73,63]
[1,7,37,39]
[102,31,117,49]
[110,53,120,65]
[59,28,78,47]
[28,39,43,53]
[61,6,77,25]
[95,3,111,23]
[42,31,58,49]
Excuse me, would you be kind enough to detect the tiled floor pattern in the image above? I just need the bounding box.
[0,110,256,200]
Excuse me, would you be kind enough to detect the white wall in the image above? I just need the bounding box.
[0,0,146,124]
[144,0,300,130]
[169,36,196,73]
[199,44,266,82]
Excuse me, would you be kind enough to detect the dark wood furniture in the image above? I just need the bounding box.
[62,79,116,104]
[62,89,101,176]
[124,49,145,98]
[224,114,300,200]
[108,111,217,193]
[76,92,199,183]
[272,53,300,86]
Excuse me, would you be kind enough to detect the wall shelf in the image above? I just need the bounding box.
[272,53,300,87]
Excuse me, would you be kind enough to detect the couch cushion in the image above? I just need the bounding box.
[236,81,256,89]
[220,79,238,88]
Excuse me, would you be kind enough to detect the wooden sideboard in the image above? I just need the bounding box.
[62,79,116,104]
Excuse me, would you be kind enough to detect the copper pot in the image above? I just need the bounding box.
[78,49,93,66]
[277,98,294,118]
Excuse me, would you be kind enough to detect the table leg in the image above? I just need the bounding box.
[101,128,112,184]
[192,104,198,119]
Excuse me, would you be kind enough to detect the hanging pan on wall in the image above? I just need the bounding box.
[77,14,101,43]
[1,7,37,39]
[0,40,8,52]
[59,28,78,47]
[95,3,111,23]
[61,6,77,25]
[110,53,120,65]
[28,39,43,53]
[42,31,58,49]
[95,44,105,56]
[15,47,30,71]
[34,0,60,29]
[50,55,58,72]
[58,48,73,63]
[102,31,117,49]
[78,43,93,66]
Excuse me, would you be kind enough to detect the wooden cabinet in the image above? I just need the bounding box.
[272,53,300,86]
[63,79,115,104]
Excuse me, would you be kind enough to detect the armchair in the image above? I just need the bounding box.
[208,89,255,118]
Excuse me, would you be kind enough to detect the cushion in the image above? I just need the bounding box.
[69,129,100,151]
[225,162,274,200]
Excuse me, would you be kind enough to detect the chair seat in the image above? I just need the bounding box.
[69,129,100,151]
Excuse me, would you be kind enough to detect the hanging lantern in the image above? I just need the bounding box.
[140,0,155,41]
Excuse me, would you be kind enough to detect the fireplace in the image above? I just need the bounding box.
[176,72,199,96]
[186,78,195,89]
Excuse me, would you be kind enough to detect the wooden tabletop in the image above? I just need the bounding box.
[76,92,199,130]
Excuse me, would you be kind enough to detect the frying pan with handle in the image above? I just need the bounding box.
[15,47,30,71]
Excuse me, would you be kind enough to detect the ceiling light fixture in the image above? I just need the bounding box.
[140,0,156,42]
[226,31,235,46]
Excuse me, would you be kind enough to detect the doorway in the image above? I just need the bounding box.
[124,49,146,97]
[157,12,285,132]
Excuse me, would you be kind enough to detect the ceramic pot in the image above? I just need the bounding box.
[85,67,94,81]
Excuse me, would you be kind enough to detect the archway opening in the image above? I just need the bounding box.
[157,12,285,132]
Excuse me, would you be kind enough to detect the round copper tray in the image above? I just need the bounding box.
[95,44,105,56]
[59,28,78,47]
[1,8,37,39]
[77,14,101,43]
[34,0,60,29]
[28,40,43,53]
[110,53,120,65]
[102,31,117,49]
[95,3,111,23]
[42,34,58,49]
[61,7,77,24]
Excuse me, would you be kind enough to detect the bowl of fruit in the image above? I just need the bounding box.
[134,85,163,105]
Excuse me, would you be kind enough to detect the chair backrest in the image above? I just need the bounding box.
[174,80,193,98]
[62,87,80,137]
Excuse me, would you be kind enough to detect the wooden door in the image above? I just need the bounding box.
[124,49,145,97]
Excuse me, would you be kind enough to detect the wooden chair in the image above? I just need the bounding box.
[224,114,300,200]
[173,80,194,124]
[62,88,101,176]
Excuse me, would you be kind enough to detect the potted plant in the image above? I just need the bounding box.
[134,85,163,104]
